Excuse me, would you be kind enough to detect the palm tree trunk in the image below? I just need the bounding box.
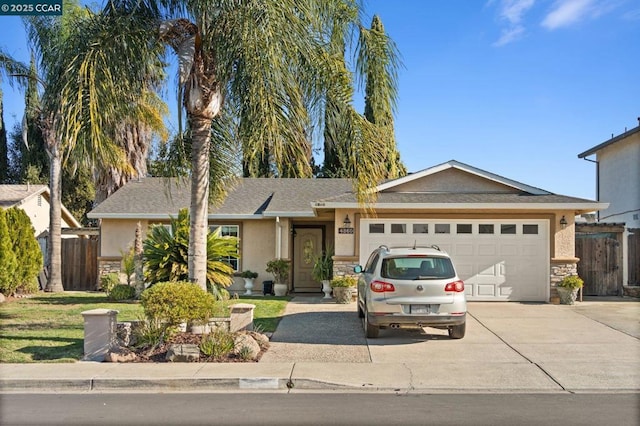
[45,141,64,292]
[188,116,212,291]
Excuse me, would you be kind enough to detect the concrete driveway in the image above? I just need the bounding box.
[260,296,640,391]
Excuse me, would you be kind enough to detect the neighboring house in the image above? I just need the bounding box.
[578,119,640,228]
[0,184,81,236]
[578,120,640,289]
[88,160,606,302]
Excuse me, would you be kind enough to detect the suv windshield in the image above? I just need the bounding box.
[381,256,455,280]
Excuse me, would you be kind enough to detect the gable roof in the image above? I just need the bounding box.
[88,160,606,220]
[0,184,49,208]
[0,184,81,227]
[375,160,550,195]
[578,122,640,158]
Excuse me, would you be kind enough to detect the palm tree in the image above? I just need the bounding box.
[98,0,400,290]
[1,1,166,291]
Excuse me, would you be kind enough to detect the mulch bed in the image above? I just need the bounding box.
[131,332,269,363]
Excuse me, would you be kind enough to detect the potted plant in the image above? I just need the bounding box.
[312,247,334,299]
[330,275,357,304]
[556,275,584,305]
[266,259,290,296]
[239,270,258,296]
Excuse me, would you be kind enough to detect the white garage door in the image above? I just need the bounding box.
[359,219,549,302]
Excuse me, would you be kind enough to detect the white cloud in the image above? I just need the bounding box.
[542,0,620,29]
[622,8,640,20]
[494,26,526,46]
[492,0,536,46]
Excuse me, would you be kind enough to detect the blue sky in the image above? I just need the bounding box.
[1,0,639,200]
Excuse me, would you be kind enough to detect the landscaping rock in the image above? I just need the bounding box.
[233,333,261,360]
[105,346,137,363]
[166,344,200,362]
[0,293,5,303]
[245,331,269,347]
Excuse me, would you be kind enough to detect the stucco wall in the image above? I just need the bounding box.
[390,168,518,193]
[100,219,148,257]
[20,195,74,236]
[597,133,640,227]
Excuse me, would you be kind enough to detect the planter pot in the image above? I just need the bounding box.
[273,283,288,297]
[321,280,332,299]
[333,287,353,304]
[243,278,255,296]
[557,287,579,305]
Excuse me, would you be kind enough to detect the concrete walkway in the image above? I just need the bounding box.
[1,296,638,393]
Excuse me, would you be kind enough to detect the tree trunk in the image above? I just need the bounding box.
[188,116,212,291]
[45,141,64,292]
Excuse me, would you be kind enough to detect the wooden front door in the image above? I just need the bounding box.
[293,227,323,293]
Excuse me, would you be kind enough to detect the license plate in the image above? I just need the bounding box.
[410,304,431,314]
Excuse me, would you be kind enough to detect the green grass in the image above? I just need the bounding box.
[0,291,289,363]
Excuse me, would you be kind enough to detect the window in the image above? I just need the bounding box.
[435,224,450,234]
[365,253,380,274]
[369,223,385,234]
[523,224,539,235]
[381,256,455,280]
[391,224,406,234]
[457,224,472,234]
[501,224,516,234]
[413,224,429,234]
[210,224,240,271]
[479,224,494,234]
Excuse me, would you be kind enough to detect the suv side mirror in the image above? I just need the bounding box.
[353,265,363,274]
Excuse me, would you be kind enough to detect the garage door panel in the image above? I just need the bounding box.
[360,219,549,302]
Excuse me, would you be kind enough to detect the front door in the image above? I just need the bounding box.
[293,227,323,293]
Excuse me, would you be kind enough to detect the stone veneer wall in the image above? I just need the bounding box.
[97,257,122,289]
[549,260,578,301]
[333,258,359,278]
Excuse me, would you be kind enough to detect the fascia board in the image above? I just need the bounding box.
[313,201,609,212]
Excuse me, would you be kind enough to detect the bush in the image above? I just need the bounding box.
[140,281,217,326]
[558,275,584,289]
[100,273,120,293]
[143,208,238,299]
[4,208,43,295]
[330,275,357,288]
[199,329,235,358]
[0,209,18,296]
[133,317,168,349]
[108,284,136,301]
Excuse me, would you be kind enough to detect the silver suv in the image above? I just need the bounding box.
[354,245,467,339]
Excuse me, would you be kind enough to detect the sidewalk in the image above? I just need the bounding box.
[1,296,638,393]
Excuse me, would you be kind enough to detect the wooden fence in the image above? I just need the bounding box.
[629,228,640,286]
[575,224,624,296]
[61,237,99,291]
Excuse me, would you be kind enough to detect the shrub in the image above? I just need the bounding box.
[133,317,168,349]
[4,208,43,295]
[199,329,235,358]
[143,208,238,299]
[330,275,357,288]
[108,284,136,301]
[140,281,217,326]
[558,275,584,289]
[0,209,18,296]
[120,247,136,286]
[100,273,120,293]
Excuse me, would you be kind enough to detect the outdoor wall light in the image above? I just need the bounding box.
[560,216,568,229]
[343,214,352,229]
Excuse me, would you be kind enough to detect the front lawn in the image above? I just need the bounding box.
[0,292,289,363]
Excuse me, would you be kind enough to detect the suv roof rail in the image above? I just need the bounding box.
[378,245,390,252]
[384,245,443,252]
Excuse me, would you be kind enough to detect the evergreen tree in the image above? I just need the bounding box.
[0,88,8,183]
[362,15,406,179]
[5,207,43,294]
[0,209,18,296]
